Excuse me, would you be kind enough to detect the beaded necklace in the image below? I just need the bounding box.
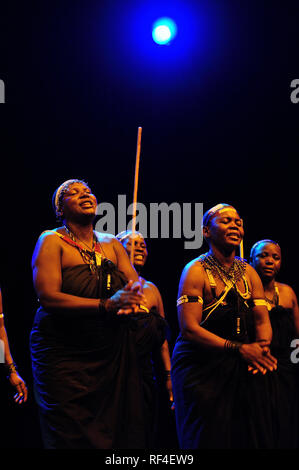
[64,225,99,273]
[264,283,279,309]
[200,253,246,286]
[200,253,248,337]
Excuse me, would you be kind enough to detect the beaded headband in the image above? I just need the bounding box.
[116,230,144,242]
[249,239,280,260]
[202,203,238,227]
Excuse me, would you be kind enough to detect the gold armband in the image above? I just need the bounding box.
[0,313,4,319]
[177,295,203,307]
[252,299,267,307]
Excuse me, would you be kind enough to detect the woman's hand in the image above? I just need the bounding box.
[106,280,146,315]
[9,372,28,404]
[166,376,175,410]
[239,341,277,375]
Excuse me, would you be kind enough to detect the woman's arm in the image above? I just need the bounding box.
[289,286,299,336]
[241,265,277,373]
[155,288,172,370]
[32,233,145,314]
[153,285,173,403]
[246,264,273,341]
[0,291,14,366]
[177,261,228,349]
[0,290,28,403]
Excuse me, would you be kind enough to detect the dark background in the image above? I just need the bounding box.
[0,0,298,449]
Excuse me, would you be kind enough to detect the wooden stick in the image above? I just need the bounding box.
[130,127,142,264]
[239,239,244,259]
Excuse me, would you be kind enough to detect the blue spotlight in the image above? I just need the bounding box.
[152,17,177,45]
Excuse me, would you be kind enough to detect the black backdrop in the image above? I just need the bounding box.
[0,0,298,450]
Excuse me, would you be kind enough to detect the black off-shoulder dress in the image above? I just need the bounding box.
[171,262,278,449]
[30,251,165,449]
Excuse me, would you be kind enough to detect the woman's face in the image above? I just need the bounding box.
[123,234,148,268]
[251,242,281,280]
[61,182,97,221]
[204,208,244,250]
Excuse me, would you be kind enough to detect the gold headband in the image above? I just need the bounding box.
[54,180,77,212]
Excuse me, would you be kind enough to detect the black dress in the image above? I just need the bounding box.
[171,268,276,449]
[30,259,166,449]
[267,303,298,448]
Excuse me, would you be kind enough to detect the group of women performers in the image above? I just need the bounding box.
[1,180,298,449]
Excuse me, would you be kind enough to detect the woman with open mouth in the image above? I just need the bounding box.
[171,203,278,449]
[30,179,167,449]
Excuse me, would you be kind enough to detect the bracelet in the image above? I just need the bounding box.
[224,339,242,355]
[5,362,18,377]
[165,370,171,379]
